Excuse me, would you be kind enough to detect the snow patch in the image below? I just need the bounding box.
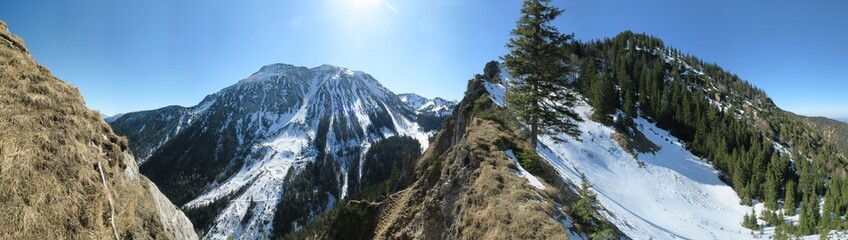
[504,150,545,190]
[483,81,506,107]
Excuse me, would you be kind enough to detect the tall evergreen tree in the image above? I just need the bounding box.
[784,180,797,216]
[821,176,845,229]
[502,0,582,147]
[575,173,598,223]
[588,66,617,123]
[577,59,596,94]
[764,153,786,210]
[799,194,820,235]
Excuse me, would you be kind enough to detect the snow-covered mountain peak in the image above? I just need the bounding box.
[113,63,429,239]
[398,93,429,109]
[398,93,457,117]
[315,63,349,72]
[257,63,301,73]
[240,63,385,92]
[432,97,450,105]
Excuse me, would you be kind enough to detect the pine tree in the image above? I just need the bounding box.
[761,209,781,226]
[617,63,637,119]
[575,173,598,223]
[799,194,820,235]
[638,61,651,114]
[799,158,816,197]
[839,176,846,219]
[502,0,582,147]
[764,153,784,210]
[743,208,758,229]
[577,59,597,94]
[784,180,797,216]
[821,176,843,229]
[590,68,616,123]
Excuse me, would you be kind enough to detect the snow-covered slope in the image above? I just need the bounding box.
[398,93,429,111]
[481,77,790,239]
[104,113,124,123]
[536,101,848,240]
[536,100,753,239]
[117,64,429,239]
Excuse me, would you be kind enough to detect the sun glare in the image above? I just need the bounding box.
[353,0,383,8]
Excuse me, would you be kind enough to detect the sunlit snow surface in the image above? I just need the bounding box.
[533,100,848,239]
[486,62,844,239]
[483,81,506,107]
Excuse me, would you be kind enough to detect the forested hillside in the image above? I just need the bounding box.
[798,115,848,160]
[570,31,848,235]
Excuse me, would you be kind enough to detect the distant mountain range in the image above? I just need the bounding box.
[397,93,457,134]
[398,93,456,117]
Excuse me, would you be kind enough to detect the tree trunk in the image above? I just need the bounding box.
[531,119,538,150]
[530,81,539,150]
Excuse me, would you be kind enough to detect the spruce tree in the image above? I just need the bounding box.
[743,208,758,229]
[764,153,785,210]
[784,180,797,215]
[799,194,820,235]
[575,173,598,223]
[502,0,582,147]
[821,176,843,229]
[577,59,596,94]
[590,68,616,123]
[617,63,637,118]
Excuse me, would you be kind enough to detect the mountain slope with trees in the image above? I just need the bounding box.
[484,0,847,237]
[110,64,431,239]
[568,30,848,236]
[797,115,848,160]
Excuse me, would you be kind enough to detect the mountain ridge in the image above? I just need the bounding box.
[111,63,432,239]
[279,64,621,239]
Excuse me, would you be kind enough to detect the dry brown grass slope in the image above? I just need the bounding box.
[373,78,581,240]
[0,21,197,239]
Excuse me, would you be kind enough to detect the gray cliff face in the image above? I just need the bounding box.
[147,180,200,240]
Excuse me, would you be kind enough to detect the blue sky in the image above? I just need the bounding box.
[1,0,846,119]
